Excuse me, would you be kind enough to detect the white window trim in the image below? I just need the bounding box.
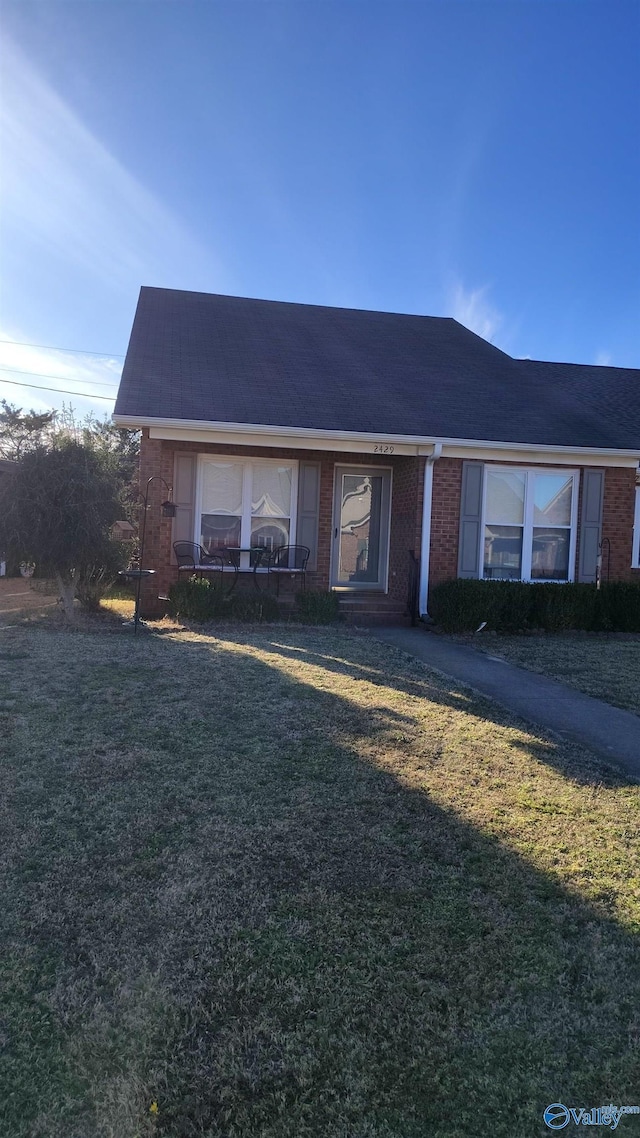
[480,466,580,583]
[632,485,640,569]
[195,454,299,566]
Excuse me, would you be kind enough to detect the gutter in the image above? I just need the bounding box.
[418,443,443,618]
[111,414,640,461]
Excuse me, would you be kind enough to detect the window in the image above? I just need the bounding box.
[198,457,297,559]
[483,468,578,582]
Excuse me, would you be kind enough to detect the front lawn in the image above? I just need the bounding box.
[1,622,639,1137]
[470,633,640,716]
[0,577,59,625]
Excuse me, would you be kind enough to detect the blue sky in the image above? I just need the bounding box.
[1,0,638,420]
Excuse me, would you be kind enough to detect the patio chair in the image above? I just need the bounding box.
[265,545,310,595]
[173,541,227,583]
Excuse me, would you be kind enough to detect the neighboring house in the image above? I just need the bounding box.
[113,287,640,618]
[110,520,136,542]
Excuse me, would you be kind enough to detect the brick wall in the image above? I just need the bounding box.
[138,435,423,613]
[138,436,638,614]
[388,455,425,603]
[601,466,638,582]
[428,458,463,587]
[427,457,638,595]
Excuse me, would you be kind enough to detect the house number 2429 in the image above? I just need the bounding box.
[373,444,395,454]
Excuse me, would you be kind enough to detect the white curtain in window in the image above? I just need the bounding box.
[202,462,243,515]
[251,465,292,518]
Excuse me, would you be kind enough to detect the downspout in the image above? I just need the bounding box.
[418,443,443,618]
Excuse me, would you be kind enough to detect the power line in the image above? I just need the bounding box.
[0,365,120,387]
[0,337,124,357]
[0,376,115,401]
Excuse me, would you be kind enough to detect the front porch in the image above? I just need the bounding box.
[137,432,426,620]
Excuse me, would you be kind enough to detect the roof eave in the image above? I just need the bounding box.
[112,413,640,459]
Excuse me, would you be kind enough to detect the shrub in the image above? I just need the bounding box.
[167,577,229,621]
[292,590,341,625]
[167,578,280,623]
[228,592,280,623]
[602,582,640,633]
[428,578,640,634]
[76,540,130,612]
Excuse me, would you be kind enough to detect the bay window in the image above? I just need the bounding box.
[483,468,578,582]
[198,457,297,560]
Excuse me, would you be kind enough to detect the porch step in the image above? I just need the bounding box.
[337,595,411,627]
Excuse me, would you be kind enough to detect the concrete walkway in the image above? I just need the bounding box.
[372,627,640,779]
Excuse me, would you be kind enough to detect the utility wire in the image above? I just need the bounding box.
[0,338,124,357]
[0,365,120,387]
[0,377,115,401]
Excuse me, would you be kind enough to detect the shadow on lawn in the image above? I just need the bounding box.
[261,631,633,789]
[2,624,639,1138]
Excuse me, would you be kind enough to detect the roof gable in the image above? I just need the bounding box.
[114,287,640,451]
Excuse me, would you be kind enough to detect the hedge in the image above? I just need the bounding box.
[428,579,640,634]
[167,578,280,623]
[292,590,341,624]
[167,578,340,625]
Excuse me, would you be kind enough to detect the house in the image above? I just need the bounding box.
[113,287,640,619]
[110,520,136,542]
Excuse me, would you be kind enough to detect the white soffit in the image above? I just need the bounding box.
[441,445,638,468]
[112,418,640,467]
[147,425,419,456]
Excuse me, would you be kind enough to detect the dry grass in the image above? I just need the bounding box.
[468,633,640,716]
[99,595,136,620]
[0,577,59,627]
[1,619,639,1137]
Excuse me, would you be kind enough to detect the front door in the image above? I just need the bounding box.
[331,466,392,590]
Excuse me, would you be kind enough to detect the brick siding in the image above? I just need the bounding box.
[428,458,463,587]
[601,466,638,582]
[137,435,638,614]
[427,457,638,596]
[138,435,425,614]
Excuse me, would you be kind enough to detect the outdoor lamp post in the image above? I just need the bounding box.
[126,475,176,634]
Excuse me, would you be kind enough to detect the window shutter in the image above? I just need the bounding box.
[171,454,197,562]
[578,468,604,583]
[296,462,321,570]
[458,462,484,579]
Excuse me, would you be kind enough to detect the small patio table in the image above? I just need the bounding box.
[222,547,266,593]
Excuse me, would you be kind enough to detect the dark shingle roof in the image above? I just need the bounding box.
[114,287,640,450]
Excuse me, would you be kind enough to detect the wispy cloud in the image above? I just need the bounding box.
[0,38,221,294]
[450,282,504,344]
[595,350,613,367]
[0,333,121,419]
